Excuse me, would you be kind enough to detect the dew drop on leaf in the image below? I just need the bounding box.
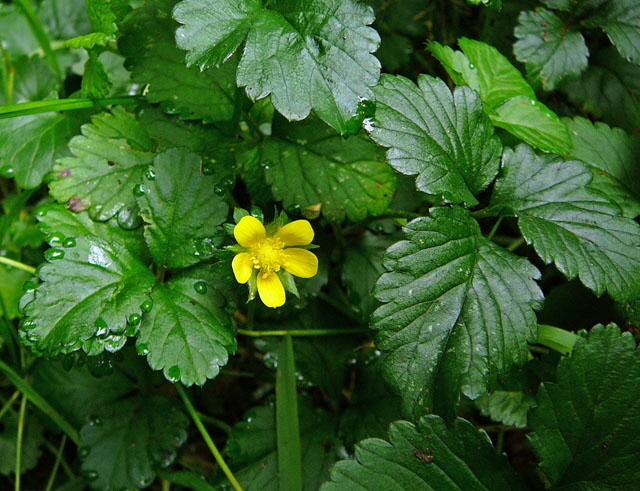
[136,343,150,356]
[133,184,145,197]
[87,415,103,427]
[193,281,207,294]
[0,167,15,178]
[82,470,99,481]
[201,160,216,175]
[78,446,91,459]
[144,166,156,180]
[140,300,153,313]
[63,237,76,248]
[213,185,225,196]
[167,365,181,382]
[128,313,141,325]
[45,248,65,261]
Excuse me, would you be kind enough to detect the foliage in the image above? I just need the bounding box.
[0,0,639,490]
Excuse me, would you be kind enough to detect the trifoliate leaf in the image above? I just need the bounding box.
[20,236,155,355]
[225,396,339,491]
[173,0,381,133]
[136,148,228,270]
[322,416,525,490]
[136,270,236,385]
[80,51,112,99]
[514,8,589,90]
[562,48,640,132]
[50,106,156,221]
[475,391,534,428]
[0,412,44,476]
[368,74,501,206]
[0,112,83,189]
[591,0,640,65]
[566,117,640,217]
[119,0,239,123]
[528,324,640,488]
[79,393,188,490]
[372,206,542,419]
[486,144,640,302]
[261,116,396,222]
[429,38,571,154]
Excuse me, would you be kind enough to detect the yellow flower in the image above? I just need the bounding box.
[232,215,318,308]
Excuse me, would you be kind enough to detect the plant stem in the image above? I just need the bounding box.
[15,0,61,81]
[43,439,75,480]
[496,428,505,454]
[44,435,66,491]
[537,324,579,356]
[0,96,141,119]
[237,327,368,337]
[507,237,525,252]
[276,335,302,491]
[175,384,243,491]
[486,217,503,241]
[0,390,21,421]
[196,412,233,434]
[0,256,36,274]
[15,394,27,491]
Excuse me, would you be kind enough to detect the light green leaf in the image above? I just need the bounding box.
[0,412,44,476]
[486,144,640,302]
[119,0,239,123]
[0,266,32,320]
[20,236,155,355]
[475,391,534,428]
[64,0,117,48]
[372,206,542,418]
[37,0,91,41]
[566,117,640,217]
[136,148,228,270]
[322,416,525,490]
[261,116,396,222]
[0,5,39,57]
[173,0,381,133]
[79,393,188,490]
[0,112,83,189]
[369,74,501,206]
[1,56,58,104]
[49,106,156,221]
[514,8,589,90]
[137,270,236,385]
[80,51,112,98]
[529,324,640,488]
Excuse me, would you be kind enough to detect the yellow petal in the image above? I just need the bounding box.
[232,253,253,284]
[257,272,286,308]
[234,216,266,247]
[274,220,314,246]
[282,248,318,278]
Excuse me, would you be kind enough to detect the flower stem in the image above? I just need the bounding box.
[0,256,35,274]
[15,394,27,491]
[44,435,67,491]
[175,384,243,491]
[237,328,369,337]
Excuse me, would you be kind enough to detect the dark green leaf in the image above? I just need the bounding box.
[173,0,381,133]
[49,106,156,221]
[514,8,588,90]
[261,116,396,222]
[475,391,534,428]
[137,270,236,385]
[566,116,640,217]
[487,144,640,302]
[322,416,525,490]
[543,0,607,12]
[20,236,155,355]
[592,0,640,65]
[369,74,501,206]
[529,324,640,488]
[136,148,228,270]
[372,206,542,418]
[119,0,240,123]
[79,393,188,490]
[0,412,44,476]
[0,266,32,320]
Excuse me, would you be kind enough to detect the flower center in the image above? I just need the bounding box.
[250,237,285,278]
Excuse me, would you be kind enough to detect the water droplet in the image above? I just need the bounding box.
[78,446,90,458]
[133,184,145,197]
[117,205,143,230]
[35,206,47,218]
[137,343,150,356]
[201,161,215,175]
[193,281,207,294]
[530,99,536,105]
[1,167,15,178]
[213,185,225,196]
[62,355,75,371]
[82,470,99,481]
[167,365,181,382]
[109,323,126,335]
[144,166,156,180]
[222,177,234,188]
[469,63,475,69]
[45,248,65,261]
[128,313,141,325]
[63,237,76,248]
[87,415,103,426]
[94,318,109,338]
[125,324,137,336]
[48,234,63,247]
[22,280,37,292]
[138,477,153,487]
[140,300,153,313]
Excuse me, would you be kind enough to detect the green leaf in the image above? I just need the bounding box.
[0,266,32,320]
[37,0,91,41]
[64,0,117,48]
[372,206,542,419]
[0,112,83,189]
[173,0,381,133]
[486,144,640,302]
[79,393,188,490]
[592,0,640,65]
[322,416,525,490]
[514,8,589,90]
[49,106,156,221]
[119,0,240,123]
[561,48,640,132]
[225,396,339,491]
[543,0,607,12]
[475,391,534,428]
[528,324,640,488]
[261,116,396,222]
[0,5,39,57]
[1,55,59,104]
[20,235,155,355]
[566,117,640,217]
[0,411,44,476]
[136,148,228,270]
[136,270,236,385]
[368,74,502,207]
[80,51,112,99]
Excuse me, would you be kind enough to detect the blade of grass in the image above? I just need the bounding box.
[15,394,27,491]
[276,335,302,491]
[0,96,141,119]
[537,324,579,356]
[44,435,66,491]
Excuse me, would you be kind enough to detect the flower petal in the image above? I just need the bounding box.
[257,272,286,308]
[232,253,253,284]
[282,248,318,278]
[274,220,314,246]
[234,216,266,247]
